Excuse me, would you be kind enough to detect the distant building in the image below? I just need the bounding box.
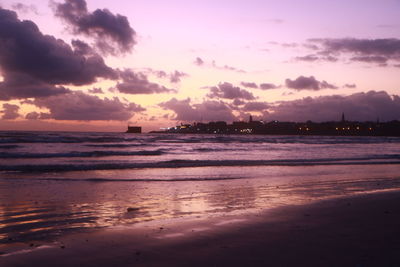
[126,126,141,133]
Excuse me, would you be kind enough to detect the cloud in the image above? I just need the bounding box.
[169,70,188,83]
[54,0,136,55]
[25,112,52,120]
[0,7,116,100]
[232,98,245,106]
[160,98,236,122]
[1,103,20,120]
[33,91,145,121]
[295,54,319,62]
[240,82,258,89]
[240,82,279,90]
[208,82,256,100]
[194,57,204,66]
[217,63,246,73]
[343,83,357,89]
[116,70,176,94]
[285,76,337,91]
[194,57,246,73]
[242,102,269,112]
[0,72,70,100]
[259,83,279,90]
[306,38,400,65]
[11,3,39,14]
[294,54,338,63]
[350,56,388,64]
[146,69,188,83]
[269,91,400,122]
[88,87,104,94]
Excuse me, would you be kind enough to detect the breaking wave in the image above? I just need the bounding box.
[2,155,400,173]
[0,150,165,159]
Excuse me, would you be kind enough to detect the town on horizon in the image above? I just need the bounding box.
[144,113,400,136]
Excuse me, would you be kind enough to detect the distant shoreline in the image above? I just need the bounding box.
[151,118,400,137]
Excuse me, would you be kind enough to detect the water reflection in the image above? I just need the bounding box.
[1,164,400,245]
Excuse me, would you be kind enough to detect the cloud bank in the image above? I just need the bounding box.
[285,76,337,91]
[33,91,144,121]
[208,82,256,100]
[116,70,176,94]
[160,98,235,122]
[0,7,116,100]
[269,91,400,122]
[54,0,136,55]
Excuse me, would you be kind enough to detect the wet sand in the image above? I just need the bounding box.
[2,190,400,267]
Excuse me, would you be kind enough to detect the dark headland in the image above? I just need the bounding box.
[151,114,400,136]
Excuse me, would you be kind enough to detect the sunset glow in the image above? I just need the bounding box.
[1,0,399,132]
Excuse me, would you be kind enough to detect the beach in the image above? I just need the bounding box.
[1,132,400,266]
[1,190,400,266]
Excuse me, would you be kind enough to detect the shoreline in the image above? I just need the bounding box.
[2,189,400,266]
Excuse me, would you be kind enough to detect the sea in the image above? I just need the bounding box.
[1,131,400,245]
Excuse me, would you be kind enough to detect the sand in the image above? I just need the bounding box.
[2,190,400,266]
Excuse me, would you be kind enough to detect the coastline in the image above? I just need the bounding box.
[2,189,400,266]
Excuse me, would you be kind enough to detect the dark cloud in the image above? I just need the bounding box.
[259,83,279,90]
[0,72,70,100]
[116,70,176,94]
[54,0,136,55]
[169,71,188,83]
[240,82,258,89]
[33,91,144,121]
[194,57,204,66]
[154,70,167,78]
[306,38,400,65]
[0,7,116,100]
[208,82,256,100]
[243,102,269,112]
[25,112,39,120]
[160,98,236,122]
[343,84,357,89]
[88,87,104,94]
[147,69,188,83]
[1,103,20,120]
[350,56,388,64]
[294,54,338,63]
[232,98,245,106]
[71,39,95,56]
[269,91,400,122]
[285,76,338,91]
[25,112,52,120]
[218,63,246,73]
[268,42,298,48]
[295,55,319,62]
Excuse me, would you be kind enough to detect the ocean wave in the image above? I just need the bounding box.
[2,176,244,183]
[1,132,400,145]
[1,155,399,173]
[0,145,19,149]
[85,143,149,148]
[0,150,165,159]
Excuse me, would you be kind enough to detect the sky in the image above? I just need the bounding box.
[0,0,399,132]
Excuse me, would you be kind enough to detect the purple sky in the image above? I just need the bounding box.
[1,0,400,131]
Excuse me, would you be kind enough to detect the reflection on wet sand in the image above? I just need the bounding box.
[1,164,400,246]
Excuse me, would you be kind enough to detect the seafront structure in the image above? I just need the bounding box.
[126,126,142,133]
[154,115,400,136]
